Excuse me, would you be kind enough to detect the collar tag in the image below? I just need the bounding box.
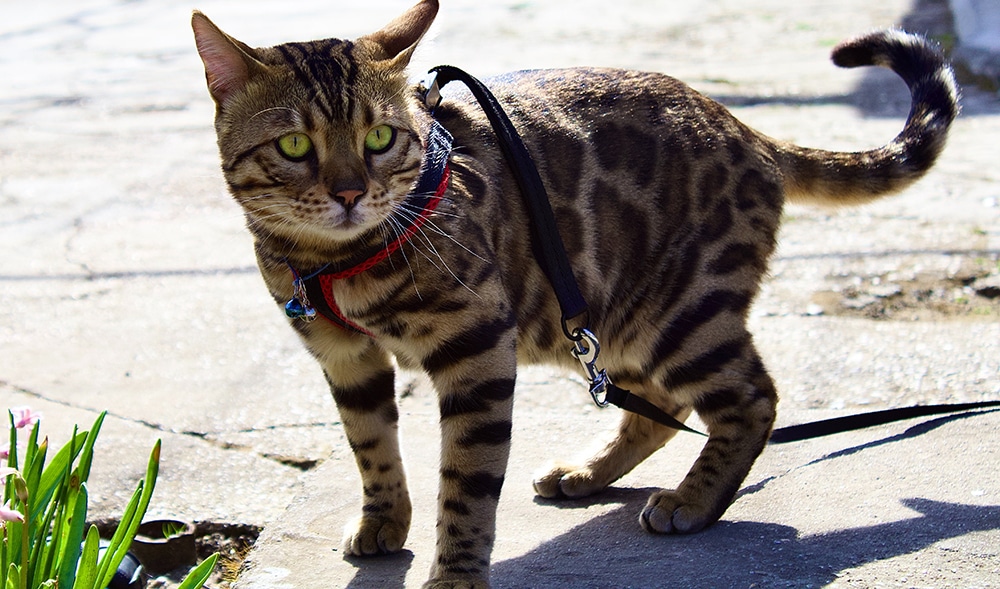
[284,274,317,321]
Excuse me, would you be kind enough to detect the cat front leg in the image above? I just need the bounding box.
[421,318,518,589]
[319,340,412,555]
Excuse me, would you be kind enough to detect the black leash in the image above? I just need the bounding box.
[426,65,590,335]
[424,65,701,437]
[420,65,1000,444]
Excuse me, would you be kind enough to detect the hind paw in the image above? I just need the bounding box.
[532,463,607,499]
[639,490,720,534]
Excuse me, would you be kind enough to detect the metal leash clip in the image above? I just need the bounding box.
[419,70,443,111]
[570,328,612,408]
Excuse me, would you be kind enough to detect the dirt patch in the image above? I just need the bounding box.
[92,519,260,589]
[810,255,1000,320]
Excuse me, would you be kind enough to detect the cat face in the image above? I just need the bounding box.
[193,5,438,246]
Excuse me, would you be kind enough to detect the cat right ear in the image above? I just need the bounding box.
[191,11,261,105]
[362,0,439,70]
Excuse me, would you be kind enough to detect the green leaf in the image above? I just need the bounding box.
[22,423,41,484]
[5,563,19,589]
[95,439,160,589]
[49,430,86,579]
[29,493,61,589]
[93,482,142,589]
[32,432,88,523]
[71,526,100,589]
[162,521,187,539]
[4,512,23,570]
[75,413,106,485]
[176,553,219,589]
[5,412,17,470]
[56,483,89,589]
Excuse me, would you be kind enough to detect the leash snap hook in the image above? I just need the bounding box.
[419,70,443,111]
[570,328,611,408]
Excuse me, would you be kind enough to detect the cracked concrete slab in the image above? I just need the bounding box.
[2,0,999,587]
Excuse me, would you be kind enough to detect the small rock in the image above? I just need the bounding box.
[976,286,1000,299]
[842,295,877,309]
[972,274,1000,299]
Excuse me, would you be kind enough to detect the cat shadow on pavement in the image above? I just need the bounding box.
[344,549,415,589]
[493,491,1000,588]
[490,412,1000,588]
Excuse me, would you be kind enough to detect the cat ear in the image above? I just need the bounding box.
[361,0,439,69]
[192,11,263,105]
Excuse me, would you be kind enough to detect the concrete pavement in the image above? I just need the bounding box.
[1,0,998,587]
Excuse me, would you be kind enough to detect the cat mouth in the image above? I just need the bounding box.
[318,209,378,240]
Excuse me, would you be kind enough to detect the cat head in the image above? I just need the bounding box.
[192,1,439,248]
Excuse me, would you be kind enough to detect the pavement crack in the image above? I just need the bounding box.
[1,378,100,414]
[2,379,330,471]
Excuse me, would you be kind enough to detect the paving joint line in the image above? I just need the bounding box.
[1,378,326,470]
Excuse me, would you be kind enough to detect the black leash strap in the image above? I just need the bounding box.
[424,66,700,437]
[420,65,1000,444]
[424,65,589,335]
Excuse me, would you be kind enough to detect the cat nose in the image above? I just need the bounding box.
[334,189,364,208]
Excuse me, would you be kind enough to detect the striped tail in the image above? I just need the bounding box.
[775,29,959,206]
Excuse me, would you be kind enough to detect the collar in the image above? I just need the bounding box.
[284,120,454,334]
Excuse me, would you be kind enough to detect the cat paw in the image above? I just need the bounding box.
[639,490,719,535]
[532,463,605,499]
[341,515,408,556]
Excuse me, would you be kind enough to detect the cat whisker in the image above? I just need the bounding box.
[405,221,481,298]
[394,206,488,265]
[397,200,463,220]
[384,216,423,300]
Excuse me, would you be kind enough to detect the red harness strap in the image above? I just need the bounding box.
[314,166,451,336]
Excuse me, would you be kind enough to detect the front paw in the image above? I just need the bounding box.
[639,489,721,534]
[341,515,409,556]
[532,462,605,499]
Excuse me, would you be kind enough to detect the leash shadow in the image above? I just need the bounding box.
[735,409,999,501]
[801,408,1000,469]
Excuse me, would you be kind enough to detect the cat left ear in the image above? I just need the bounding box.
[192,11,263,105]
[361,0,439,70]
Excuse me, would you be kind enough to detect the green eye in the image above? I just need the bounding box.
[364,125,396,154]
[276,133,313,160]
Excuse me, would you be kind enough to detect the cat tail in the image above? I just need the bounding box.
[774,29,959,207]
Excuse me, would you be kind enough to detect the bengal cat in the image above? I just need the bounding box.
[192,1,958,586]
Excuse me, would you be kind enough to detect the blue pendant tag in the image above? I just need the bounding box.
[284,297,316,320]
[285,278,317,322]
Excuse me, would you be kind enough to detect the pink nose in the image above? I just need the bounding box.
[335,189,364,206]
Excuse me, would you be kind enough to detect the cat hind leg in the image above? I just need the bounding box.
[533,395,691,499]
[640,342,776,534]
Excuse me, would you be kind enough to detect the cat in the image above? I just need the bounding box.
[192,1,958,587]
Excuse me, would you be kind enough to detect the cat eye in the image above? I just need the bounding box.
[364,125,396,154]
[276,133,313,161]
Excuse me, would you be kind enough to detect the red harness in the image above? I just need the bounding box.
[309,166,450,336]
